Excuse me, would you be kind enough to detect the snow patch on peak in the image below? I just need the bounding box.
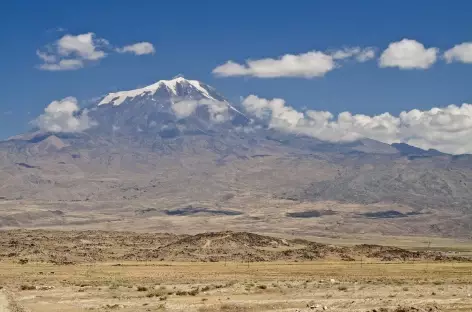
[98,77,216,106]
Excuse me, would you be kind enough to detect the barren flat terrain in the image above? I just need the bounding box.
[1,231,472,311]
[2,198,472,241]
[2,261,472,312]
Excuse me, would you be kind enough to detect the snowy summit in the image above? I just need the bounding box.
[98,77,218,106]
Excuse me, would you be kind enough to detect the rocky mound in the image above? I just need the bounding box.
[126,231,295,262]
[0,230,468,264]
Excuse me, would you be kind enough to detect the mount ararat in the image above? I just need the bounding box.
[1,77,472,239]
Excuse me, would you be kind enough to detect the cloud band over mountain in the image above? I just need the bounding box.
[33,97,96,132]
[241,95,472,155]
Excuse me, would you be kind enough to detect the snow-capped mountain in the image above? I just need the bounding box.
[98,76,224,106]
[3,75,472,225]
[89,76,249,138]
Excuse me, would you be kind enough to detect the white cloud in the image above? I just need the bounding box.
[241,95,472,155]
[444,42,472,64]
[36,50,57,63]
[57,33,108,61]
[331,47,376,62]
[213,46,376,78]
[172,100,199,118]
[34,97,96,132]
[213,51,336,78]
[356,47,376,62]
[117,42,155,55]
[212,61,249,76]
[172,99,229,123]
[36,33,154,71]
[213,39,472,77]
[38,59,84,71]
[379,39,438,69]
[203,99,231,123]
[242,95,304,128]
[36,32,108,71]
[331,47,362,60]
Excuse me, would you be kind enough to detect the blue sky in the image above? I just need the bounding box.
[1,0,472,146]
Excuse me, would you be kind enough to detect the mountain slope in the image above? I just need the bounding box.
[90,76,249,138]
[1,77,472,238]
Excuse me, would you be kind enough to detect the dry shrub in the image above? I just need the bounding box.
[198,303,249,312]
[19,285,35,291]
[146,289,167,298]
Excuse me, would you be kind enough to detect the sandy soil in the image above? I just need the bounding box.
[1,261,472,312]
[0,291,10,312]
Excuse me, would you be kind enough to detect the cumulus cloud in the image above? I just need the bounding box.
[331,47,360,60]
[36,51,57,63]
[444,42,472,64]
[331,47,376,62]
[57,33,108,61]
[34,97,96,132]
[213,46,376,78]
[379,39,438,69]
[36,33,108,71]
[213,39,472,77]
[172,100,199,118]
[356,48,376,62]
[117,42,155,55]
[36,33,155,71]
[172,99,230,123]
[241,95,472,155]
[38,59,84,71]
[242,95,304,129]
[213,51,336,78]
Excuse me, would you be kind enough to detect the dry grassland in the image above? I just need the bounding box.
[1,261,472,312]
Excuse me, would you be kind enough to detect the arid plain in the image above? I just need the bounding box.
[1,230,472,312]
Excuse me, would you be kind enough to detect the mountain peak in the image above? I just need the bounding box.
[98,77,218,107]
[172,73,185,79]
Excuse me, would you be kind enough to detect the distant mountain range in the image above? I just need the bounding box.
[1,77,472,237]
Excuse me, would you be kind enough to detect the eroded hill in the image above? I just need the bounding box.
[0,230,467,264]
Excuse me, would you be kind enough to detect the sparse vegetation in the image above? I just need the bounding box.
[1,230,472,312]
[198,303,250,312]
[109,282,120,290]
[146,289,167,298]
[20,284,36,291]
